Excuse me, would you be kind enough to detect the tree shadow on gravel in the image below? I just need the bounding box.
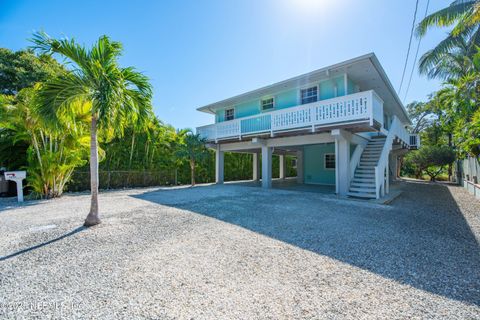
[0,226,86,262]
[133,181,480,306]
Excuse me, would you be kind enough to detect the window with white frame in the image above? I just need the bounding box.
[261,97,274,111]
[224,108,234,121]
[324,153,335,169]
[300,86,318,104]
[291,158,297,169]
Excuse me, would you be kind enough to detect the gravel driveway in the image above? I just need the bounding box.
[0,180,479,319]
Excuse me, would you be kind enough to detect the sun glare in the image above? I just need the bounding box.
[283,0,339,18]
[295,0,330,10]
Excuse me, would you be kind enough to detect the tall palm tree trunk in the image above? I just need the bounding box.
[84,115,101,227]
[190,160,195,186]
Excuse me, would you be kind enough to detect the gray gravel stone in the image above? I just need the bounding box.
[0,181,479,319]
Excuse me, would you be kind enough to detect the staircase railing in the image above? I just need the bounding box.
[349,143,367,180]
[374,116,403,198]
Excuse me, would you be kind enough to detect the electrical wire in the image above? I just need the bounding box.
[398,0,420,95]
[403,0,431,102]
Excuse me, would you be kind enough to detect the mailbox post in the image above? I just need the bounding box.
[4,171,26,202]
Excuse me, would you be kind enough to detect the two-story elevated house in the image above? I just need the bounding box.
[196,53,419,199]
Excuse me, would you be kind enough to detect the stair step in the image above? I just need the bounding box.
[352,176,375,180]
[354,174,375,178]
[349,186,375,192]
[352,179,375,187]
[351,182,376,188]
[347,192,377,199]
[356,170,375,173]
[352,180,375,184]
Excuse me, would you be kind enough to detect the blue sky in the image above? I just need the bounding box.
[1,0,449,129]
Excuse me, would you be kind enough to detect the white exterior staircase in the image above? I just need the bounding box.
[348,136,386,199]
[347,115,418,200]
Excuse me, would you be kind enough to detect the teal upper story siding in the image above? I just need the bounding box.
[319,76,344,100]
[275,89,298,109]
[347,78,358,95]
[215,75,358,123]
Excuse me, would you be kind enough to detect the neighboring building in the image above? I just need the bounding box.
[196,53,419,199]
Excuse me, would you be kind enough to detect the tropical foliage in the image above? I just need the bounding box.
[175,132,208,186]
[0,86,89,198]
[0,35,279,212]
[0,48,65,94]
[403,145,456,181]
[403,1,480,179]
[416,0,480,80]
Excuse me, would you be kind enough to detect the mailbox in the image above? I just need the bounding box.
[4,171,26,202]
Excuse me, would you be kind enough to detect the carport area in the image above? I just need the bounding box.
[227,177,336,194]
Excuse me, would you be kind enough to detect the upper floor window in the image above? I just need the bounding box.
[300,86,318,104]
[224,108,234,121]
[261,97,274,111]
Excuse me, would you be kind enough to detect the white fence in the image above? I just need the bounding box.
[459,156,480,200]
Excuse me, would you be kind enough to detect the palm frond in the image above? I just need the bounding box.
[35,73,90,125]
[416,1,476,37]
[30,31,91,73]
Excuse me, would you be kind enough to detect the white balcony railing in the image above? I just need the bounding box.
[197,90,384,141]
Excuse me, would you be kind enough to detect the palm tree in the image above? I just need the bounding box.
[175,132,207,186]
[31,32,152,226]
[416,0,480,79]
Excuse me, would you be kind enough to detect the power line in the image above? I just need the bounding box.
[398,0,420,95]
[404,0,431,102]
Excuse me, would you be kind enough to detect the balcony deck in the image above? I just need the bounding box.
[197,90,384,142]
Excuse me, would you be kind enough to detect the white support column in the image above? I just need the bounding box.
[252,152,260,181]
[296,149,304,184]
[332,130,351,196]
[215,145,224,184]
[279,154,286,180]
[261,146,272,188]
